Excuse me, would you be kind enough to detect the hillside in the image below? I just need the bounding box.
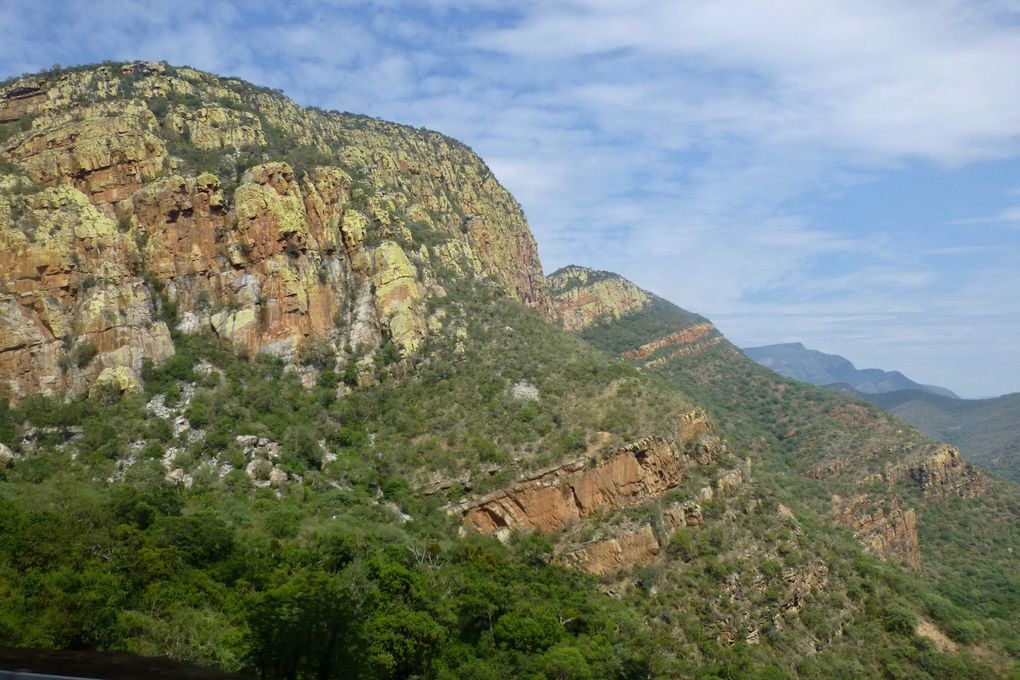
[0,64,1017,679]
[552,266,1020,675]
[859,390,1020,483]
[743,343,958,398]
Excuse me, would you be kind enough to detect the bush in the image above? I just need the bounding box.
[70,341,98,368]
[882,602,917,636]
[494,604,562,653]
[295,336,335,370]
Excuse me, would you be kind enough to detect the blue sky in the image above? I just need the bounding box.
[2,0,1019,397]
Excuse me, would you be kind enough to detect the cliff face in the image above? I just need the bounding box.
[560,500,704,576]
[451,408,743,580]
[547,265,650,331]
[908,446,986,498]
[547,266,720,362]
[0,62,550,400]
[834,495,922,570]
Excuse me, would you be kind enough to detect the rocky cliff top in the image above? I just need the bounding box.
[0,61,550,400]
[547,265,652,332]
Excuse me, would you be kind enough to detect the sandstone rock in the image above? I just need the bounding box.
[164,105,265,149]
[511,381,540,402]
[563,525,661,576]
[246,458,273,481]
[623,322,722,365]
[269,467,288,487]
[90,366,142,398]
[548,266,651,331]
[716,468,742,494]
[370,241,426,354]
[909,446,985,498]
[0,185,173,399]
[165,467,193,487]
[664,500,702,528]
[1,63,555,400]
[833,494,922,570]
[4,101,166,207]
[458,414,722,537]
[0,442,14,468]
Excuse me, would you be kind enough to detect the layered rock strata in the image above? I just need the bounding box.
[624,322,723,366]
[456,410,722,540]
[561,500,704,576]
[833,494,922,570]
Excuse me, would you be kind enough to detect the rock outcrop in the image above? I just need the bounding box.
[623,322,722,366]
[833,494,922,570]
[0,442,14,468]
[4,100,167,208]
[561,500,704,575]
[547,265,650,331]
[456,412,723,540]
[0,62,553,399]
[908,446,986,498]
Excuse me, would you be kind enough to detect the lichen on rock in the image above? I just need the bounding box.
[0,62,554,399]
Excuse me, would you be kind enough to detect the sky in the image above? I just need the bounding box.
[2,0,1019,397]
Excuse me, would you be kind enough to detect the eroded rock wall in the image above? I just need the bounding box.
[0,62,552,399]
[834,494,922,570]
[456,411,723,540]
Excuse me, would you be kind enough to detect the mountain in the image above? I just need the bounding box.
[743,342,959,398]
[0,61,548,403]
[856,390,1020,483]
[0,64,1017,679]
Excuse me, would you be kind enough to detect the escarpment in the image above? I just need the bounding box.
[455,409,722,539]
[548,266,721,361]
[547,265,998,582]
[0,61,550,400]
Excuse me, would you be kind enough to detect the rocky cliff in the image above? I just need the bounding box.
[547,265,650,331]
[833,494,922,569]
[0,61,550,400]
[455,409,720,540]
[548,266,720,362]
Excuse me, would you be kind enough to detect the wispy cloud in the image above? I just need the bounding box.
[951,206,1020,226]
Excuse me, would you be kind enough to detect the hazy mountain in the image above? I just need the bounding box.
[743,342,959,398]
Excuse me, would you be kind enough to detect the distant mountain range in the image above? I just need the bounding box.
[742,342,959,398]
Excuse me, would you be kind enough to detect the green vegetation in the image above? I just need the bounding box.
[2,62,1018,679]
[575,292,1020,676]
[1,282,1017,677]
[863,390,1020,482]
[579,296,708,356]
[0,287,697,678]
